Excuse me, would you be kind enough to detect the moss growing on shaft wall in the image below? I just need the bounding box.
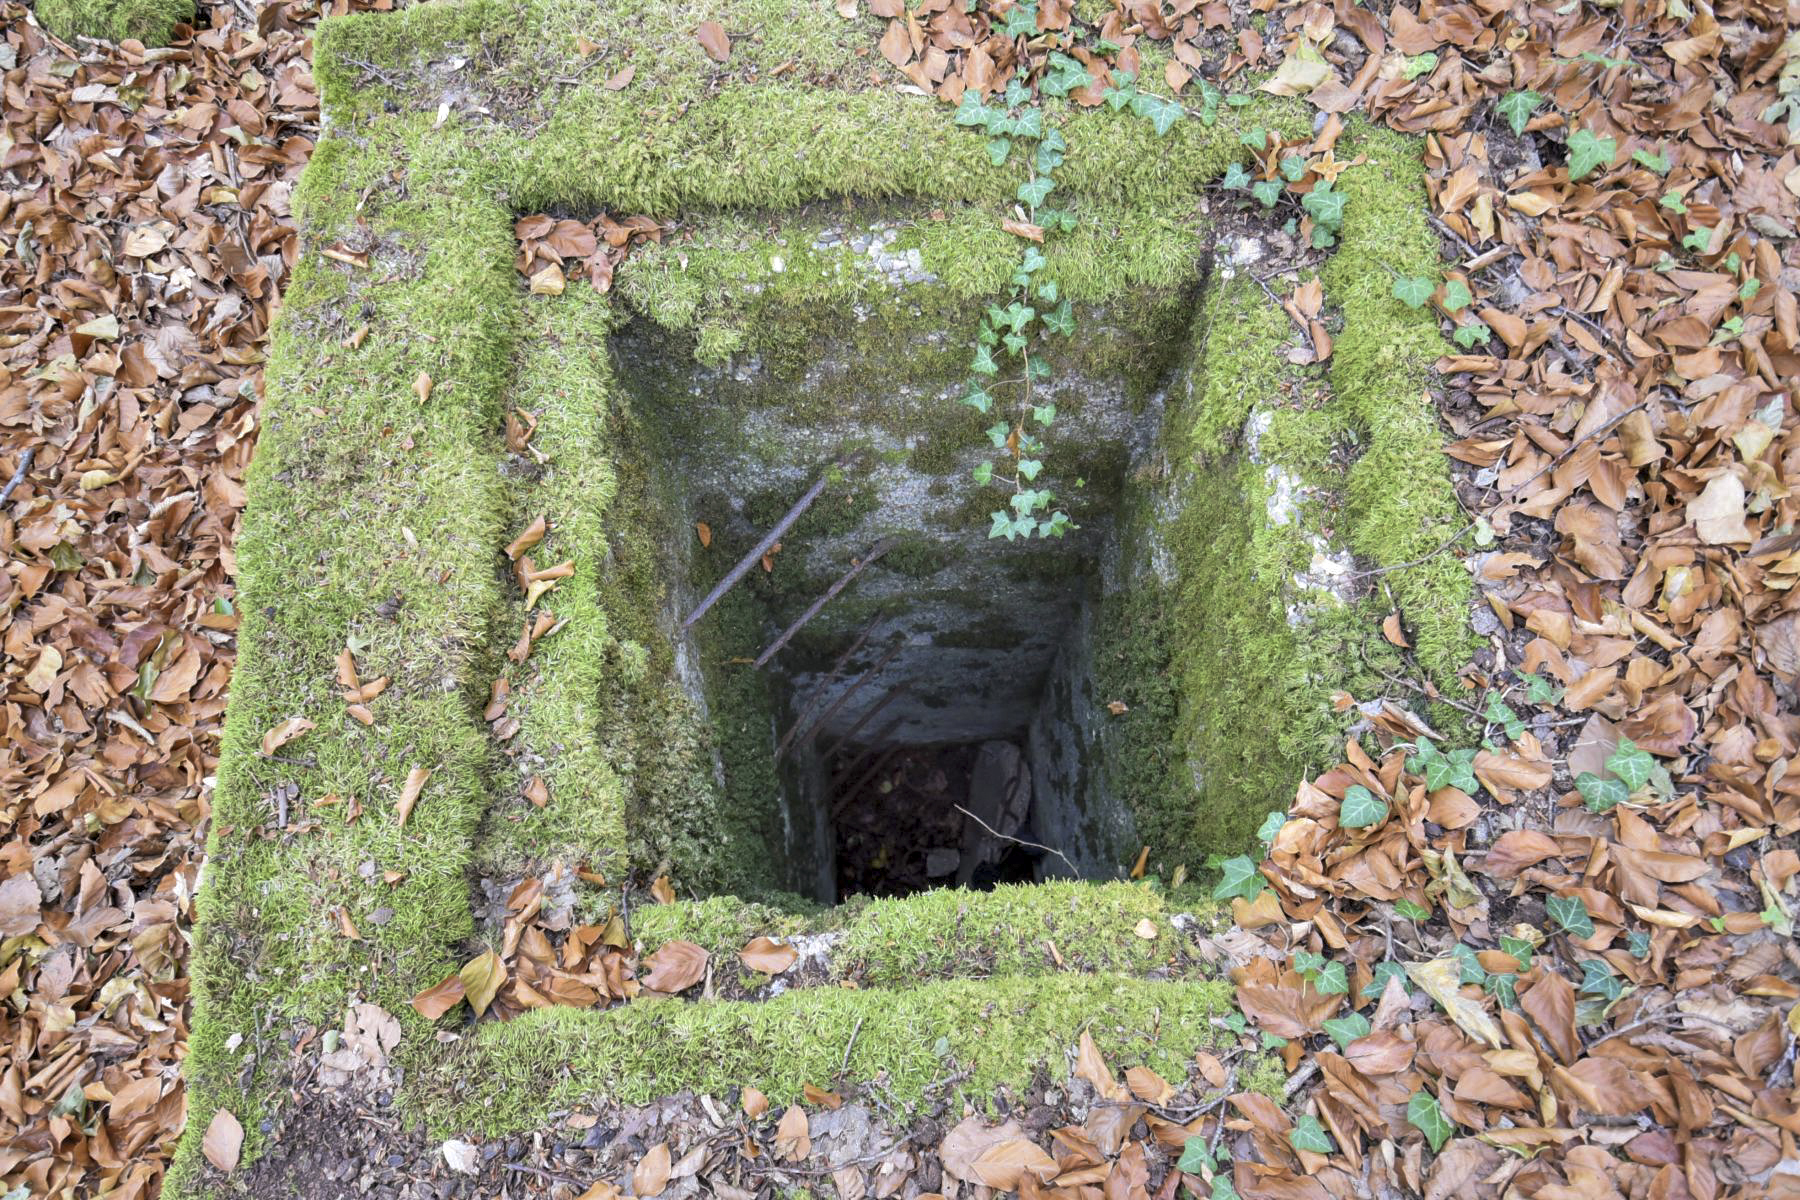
[172,0,1471,1190]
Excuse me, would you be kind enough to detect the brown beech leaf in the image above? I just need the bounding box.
[633,1142,672,1197]
[1520,970,1579,1065]
[1344,1031,1415,1074]
[775,1104,811,1161]
[642,940,708,993]
[203,1108,244,1173]
[695,21,731,61]
[740,936,799,975]
[969,1138,1059,1190]
[878,19,912,67]
[397,765,431,827]
[412,972,467,1020]
[742,1086,769,1118]
[1480,830,1565,878]
[650,875,676,904]
[260,715,315,756]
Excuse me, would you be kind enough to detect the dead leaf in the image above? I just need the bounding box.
[775,1105,811,1161]
[642,940,708,993]
[969,1138,1059,1190]
[397,765,431,826]
[743,1087,769,1118]
[1689,473,1751,544]
[1407,957,1504,1048]
[634,1142,672,1197]
[203,1109,243,1173]
[413,371,433,403]
[460,949,505,1017]
[260,715,315,756]
[740,936,799,975]
[695,21,731,61]
[412,973,467,1020]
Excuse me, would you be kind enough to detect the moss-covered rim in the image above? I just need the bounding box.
[171,0,1471,1192]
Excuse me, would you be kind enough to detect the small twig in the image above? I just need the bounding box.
[745,1139,912,1177]
[0,447,36,507]
[953,804,1078,878]
[755,538,894,669]
[683,460,850,630]
[1281,1059,1319,1101]
[1376,668,1485,718]
[341,56,404,87]
[839,1015,865,1080]
[503,1163,584,1188]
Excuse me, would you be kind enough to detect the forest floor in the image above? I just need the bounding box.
[1,0,1796,1197]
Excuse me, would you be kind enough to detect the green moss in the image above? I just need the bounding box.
[34,0,192,44]
[1323,122,1477,700]
[430,973,1237,1134]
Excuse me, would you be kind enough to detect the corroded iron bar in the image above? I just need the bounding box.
[821,684,908,765]
[681,463,844,631]
[774,612,883,762]
[754,537,895,670]
[781,639,903,758]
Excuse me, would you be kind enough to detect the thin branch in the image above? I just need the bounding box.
[953,803,1077,878]
[0,447,36,507]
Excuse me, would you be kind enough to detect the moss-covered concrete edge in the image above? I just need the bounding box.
[423,973,1255,1136]
[33,0,192,44]
[631,880,1224,988]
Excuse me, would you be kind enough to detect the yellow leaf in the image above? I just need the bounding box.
[1259,39,1332,95]
[459,949,505,1017]
[1406,957,1504,1048]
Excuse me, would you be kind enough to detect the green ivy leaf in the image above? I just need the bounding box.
[1682,224,1712,252]
[1176,1138,1214,1174]
[1041,298,1076,337]
[1626,929,1652,957]
[1547,895,1595,939]
[1523,672,1563,706]
[1451,942,1487,986]
[1321,1012,1371,1049]
[1212,855,1266,901]
[1310,959,1348,995]
[962,385,993,413]
[1260,1030,1288,1050]
[1339,785,1389,829]
[1288,1115,1334,1155]
[1411,741,1479,793]
[1001,3,1038,35]
[1484,692,1525,740]
[1395,899,1431,922]
[1361,961,1410,1000]
[1605,737,1655,792]
[1129,90,1182,135]
[1632,147,1672,174]
[1483,971,1519,1009]
[985,420,1010,448]
[1222,161,1253,190]
[1407,1090,1456,1152]
[1012,107,1044,139]
[1240,126,1268,149]
[1579,958,1625,1000]
[954,93,992,127]
[1392,276,1435,309]
[1032,404,1056,426]
[1498,935,1536,969]
[1452,321,1492,348]
[987,510,1014,540]
[1660,190,1689,214]
[1495,89,1544,136]
[1441,279,1473,312]
[971,344,999,376]
[988,137,1013,166]
[1301,183,1345,228]
[1017,176,1055,208]
[1256,810,1287,845]
[973,461,994,486]
[1576,772,1629,813]
[1279,153,1310,182]
[1040,509,1073,538]
[1250,179,1283,208]
[1017,458,1043,481]
[1102,84,1135,111]
[1566,127,1618,181]
[1035,128,1067,173]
